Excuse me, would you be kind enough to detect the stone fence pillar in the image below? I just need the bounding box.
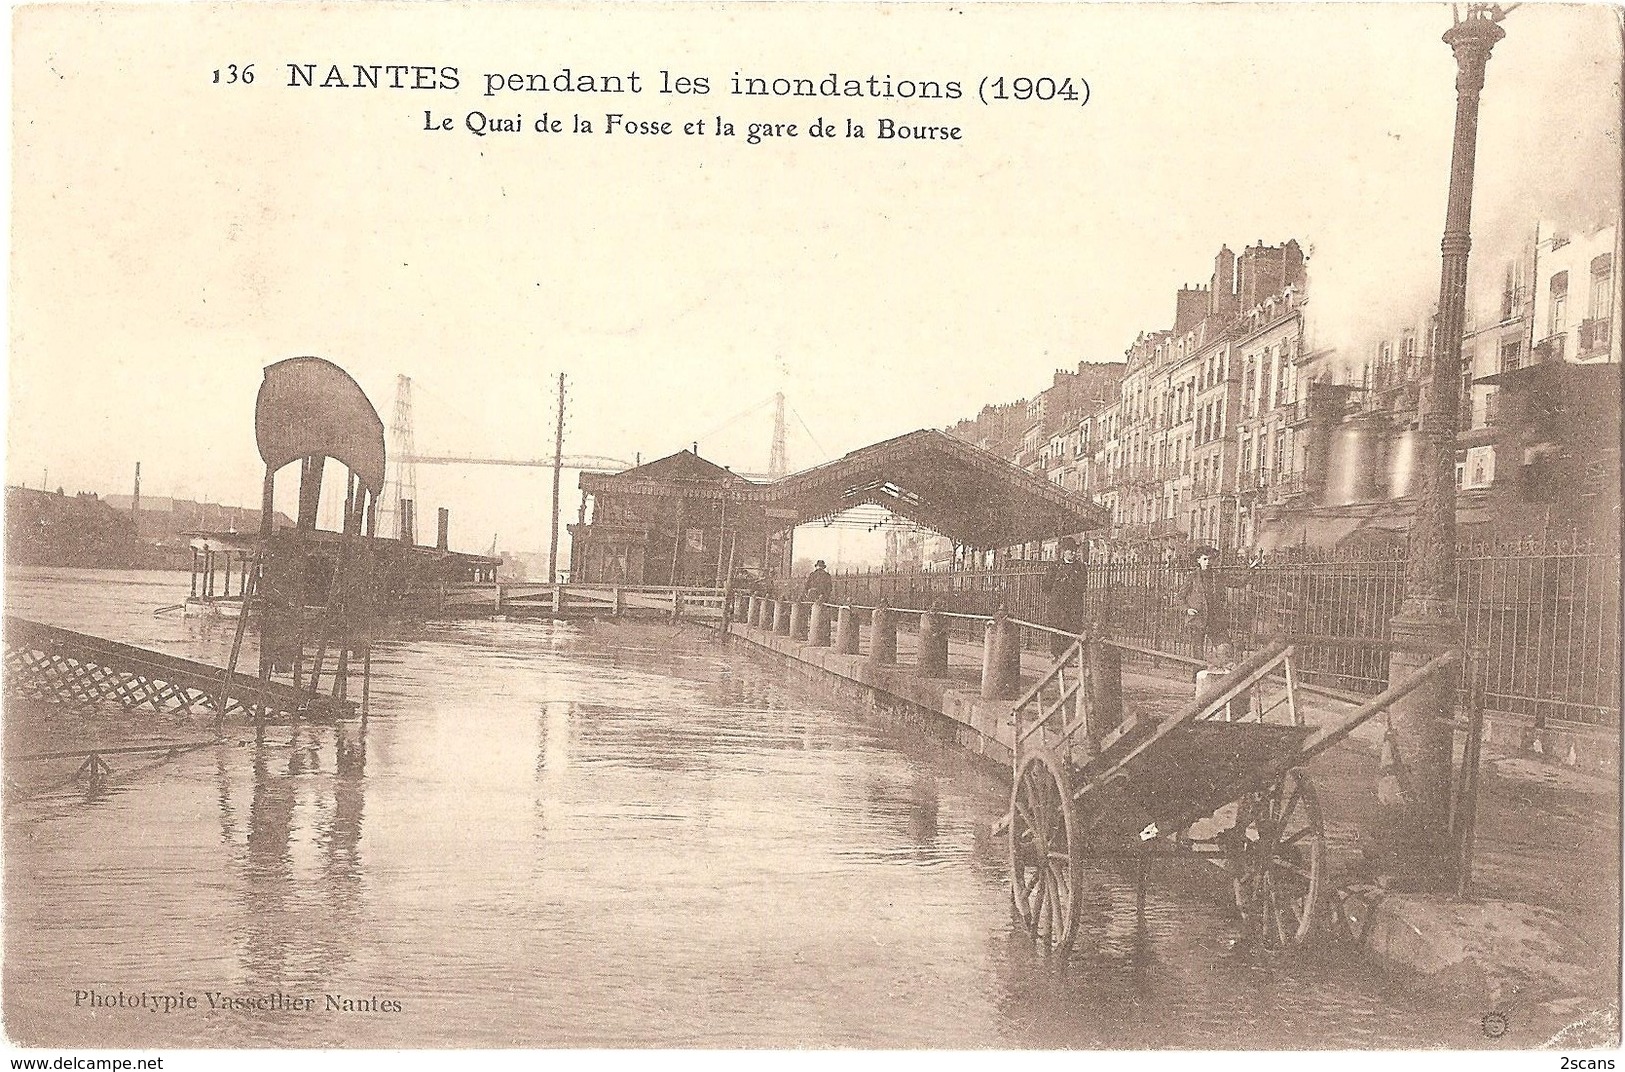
[868,605,897,665]
[980,612,1022,700]
[917,609,949,678]
[834,606,859,654]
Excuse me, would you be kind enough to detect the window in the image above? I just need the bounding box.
[1501,258,1527,321]
[1499,337,1523,372]
[1550,271,1569,335]
[1591,254,1613,320]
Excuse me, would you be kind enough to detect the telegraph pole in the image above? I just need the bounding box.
[1376,4,1506,889]
[769,392,788,479]
[548,373,567,583]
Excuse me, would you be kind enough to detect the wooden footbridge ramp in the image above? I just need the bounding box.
[437,582,726,620]
[3,616,355,724]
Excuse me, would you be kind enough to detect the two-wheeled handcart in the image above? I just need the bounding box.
[1004,636,1463,956]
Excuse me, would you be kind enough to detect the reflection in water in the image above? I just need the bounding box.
[235,721,368,992]
[4,572,1535,1048]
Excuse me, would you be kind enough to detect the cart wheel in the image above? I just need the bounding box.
[1231,768,1325,951]
[1008,748,1082,957]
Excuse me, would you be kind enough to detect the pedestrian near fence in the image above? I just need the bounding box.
[1040,537,1088,657]
[1180,545,1257,657]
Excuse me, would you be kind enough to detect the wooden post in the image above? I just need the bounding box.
[720,537,736,631]
[613,587,623,617]
[331,475,361,704]
[297,454,325,530]
[1088,640,1124,744]
[670,498,686,586]
[494,583,503,616]
[256,470,275,696]
[553,584,564,616]
[360,644,372,723]
[214,555,258,731]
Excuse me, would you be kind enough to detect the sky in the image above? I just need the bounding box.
[7,2,1620,565]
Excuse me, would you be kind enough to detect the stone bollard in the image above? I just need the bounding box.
[748,596,763,627]
[1086,639,1124,748]
[834,606,859,654]
[868,605,897,665]
[790,601,811,640]
[809,600,832,647]
[980,612,1022,700]
[916,609,949,678]
[774,599,793,636]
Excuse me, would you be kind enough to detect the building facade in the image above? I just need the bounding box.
[933,218,1618,563]
[568,450,786,587]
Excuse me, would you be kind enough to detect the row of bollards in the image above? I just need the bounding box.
[734,593,1026,699]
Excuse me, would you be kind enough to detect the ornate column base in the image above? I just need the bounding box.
[1361,609,1463,892]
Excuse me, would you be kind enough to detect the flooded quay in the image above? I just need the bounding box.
[6,569,1504,1049]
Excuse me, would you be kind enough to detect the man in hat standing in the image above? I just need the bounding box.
[804,559,834,604]
[1040,537,1089,657]
[1181,545,1255,656]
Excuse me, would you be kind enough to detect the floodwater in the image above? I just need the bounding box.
[5,568,1509,1048]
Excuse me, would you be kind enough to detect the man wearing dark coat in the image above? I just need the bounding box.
[1181,545,1253,654]
[1040,537,1088,657]
[804,560,834,603]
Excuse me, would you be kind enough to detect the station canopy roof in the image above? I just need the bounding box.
[758,430,1107,546]
[585,430,1108,548]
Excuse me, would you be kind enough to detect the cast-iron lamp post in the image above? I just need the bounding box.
[1376,3,1507,890]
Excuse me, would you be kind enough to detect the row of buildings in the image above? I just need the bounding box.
[5,487,299,570]
[923,220,1621,566]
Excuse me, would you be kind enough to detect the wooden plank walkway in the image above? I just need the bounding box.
[437,582,725,620]
[3,616,355,723]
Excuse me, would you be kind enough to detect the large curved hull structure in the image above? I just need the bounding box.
[255,356,386,499]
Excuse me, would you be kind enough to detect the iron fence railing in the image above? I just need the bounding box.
[827,535,1620,729]
[1534,332,1567,364]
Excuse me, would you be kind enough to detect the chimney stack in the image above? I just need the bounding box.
[1209,246,1237,318]
[399,498,415,544]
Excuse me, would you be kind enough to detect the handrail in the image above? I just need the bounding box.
[1012,640,1090,748]
[1297,649,1461,765]
[1012,639,1086,742]
[443,581,727,597]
